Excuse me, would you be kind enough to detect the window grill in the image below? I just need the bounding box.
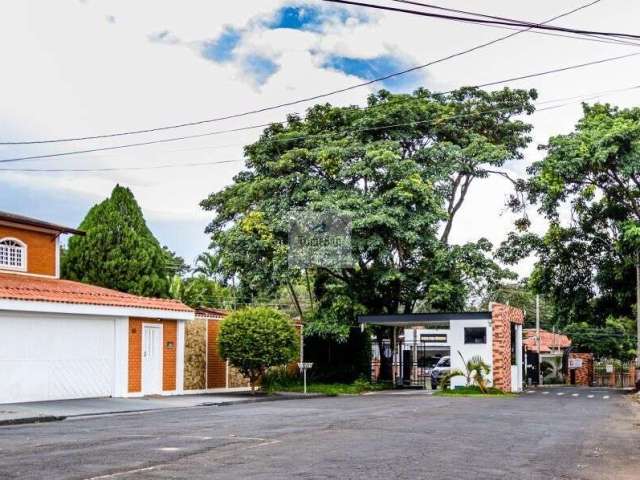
[0,239,26,270]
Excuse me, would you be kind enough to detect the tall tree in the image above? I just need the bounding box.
[202,87,535,337]
[500,103,640,339]
[62,185,171,297]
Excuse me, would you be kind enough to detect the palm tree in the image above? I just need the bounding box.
[194,251,222,280]
[439,352,492,392]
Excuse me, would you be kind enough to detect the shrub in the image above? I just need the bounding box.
[218,307,298,392]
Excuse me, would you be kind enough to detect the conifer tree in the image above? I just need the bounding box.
[62,185,171,297]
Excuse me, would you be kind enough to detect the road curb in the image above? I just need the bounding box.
[198,392,329,407]
[0,415,66,427]
[0,393,329,426]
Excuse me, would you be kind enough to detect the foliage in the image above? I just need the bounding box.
[62,185,170,297]
[500,103,640,327]
[564,317,636,360]
[261,367,386,395]
[434,386,509,396]
[303,328,372,383]
[168,275,235,309]
[440,352,492,392]
[482,280,556,328]
[218,307,298,391]
[163,247,190,277]
[202,87,536,341]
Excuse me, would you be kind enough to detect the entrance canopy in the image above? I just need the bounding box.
[357,311,491,327]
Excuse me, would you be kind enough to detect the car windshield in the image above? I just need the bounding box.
[437,357,450,368]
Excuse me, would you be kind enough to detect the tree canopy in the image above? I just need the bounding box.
[500,103,640,327]
[218,307,298,391]
[202,87,537,340]
[62,185,172,297]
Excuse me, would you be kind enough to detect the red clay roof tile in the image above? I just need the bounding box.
[0,272,193,313]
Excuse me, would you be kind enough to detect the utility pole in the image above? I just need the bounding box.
[536,294,542,386]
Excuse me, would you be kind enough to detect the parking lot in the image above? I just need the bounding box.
[0,387,638,480]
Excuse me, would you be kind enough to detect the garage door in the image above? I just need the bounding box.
[0,313,115,403]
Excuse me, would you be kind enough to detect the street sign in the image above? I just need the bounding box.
[298,362,314,370]
[569,358,583,369]
[606,364,614,373]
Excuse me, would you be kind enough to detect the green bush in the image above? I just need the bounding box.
[261,366,299,391]
[219,307,298,392]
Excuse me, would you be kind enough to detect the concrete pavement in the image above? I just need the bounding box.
[0,386,638,479]
[0,389,311,425]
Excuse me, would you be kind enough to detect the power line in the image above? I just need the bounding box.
[324,0,640,40]
[391,0,640,49]
[4,83,640,173]
[0,102,574,170]
[0,1,611,146]
[3,50,639,165]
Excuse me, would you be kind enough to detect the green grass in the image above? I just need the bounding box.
[434,386,512,397]
[264,379,389,396]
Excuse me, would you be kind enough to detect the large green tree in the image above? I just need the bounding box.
[501,104,640,326]
[62,185,171,297]
[202,87,536,337]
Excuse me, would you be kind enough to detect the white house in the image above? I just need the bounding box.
[359,304,524,392]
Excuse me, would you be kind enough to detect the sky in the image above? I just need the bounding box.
[1,0,640,274]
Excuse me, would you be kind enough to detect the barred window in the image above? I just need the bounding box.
[0,238,26,270]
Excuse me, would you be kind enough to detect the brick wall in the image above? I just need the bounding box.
[569,352,593,386]
[0,225,57,276]
[207,319,227,388]
[128,318,177,393]
[492,303,524,392]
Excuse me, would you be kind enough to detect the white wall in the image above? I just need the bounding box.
[0,311,129,403]
[449,319,493,389]
[405,319,493,389]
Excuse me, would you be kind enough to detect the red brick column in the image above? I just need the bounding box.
[492,304,524,392]
[569,352,593,386]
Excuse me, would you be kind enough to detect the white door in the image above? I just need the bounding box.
[0,312,116,403]
[142,324,163,395]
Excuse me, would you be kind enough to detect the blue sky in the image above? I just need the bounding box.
[322,54,423,90]
[201,27,242,63]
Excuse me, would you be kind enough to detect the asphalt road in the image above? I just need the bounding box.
[0,387,638,480]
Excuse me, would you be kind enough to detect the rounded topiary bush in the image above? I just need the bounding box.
[218,307,298,392]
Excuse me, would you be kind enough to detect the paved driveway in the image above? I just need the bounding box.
[0,387,638,480]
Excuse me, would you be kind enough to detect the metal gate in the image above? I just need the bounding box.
[593,360,635,388]
[371,340,449,388]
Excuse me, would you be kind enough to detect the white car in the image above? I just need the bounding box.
[430,356,451,389]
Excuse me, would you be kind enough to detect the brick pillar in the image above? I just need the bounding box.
[491,304,524,392]
[568,353,593,386]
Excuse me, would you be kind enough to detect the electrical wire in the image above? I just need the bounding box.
[0,101,578,171]
[0,1,613,146]
[323,0,640,40]
[3,50,639,165]
[4,82,640,173]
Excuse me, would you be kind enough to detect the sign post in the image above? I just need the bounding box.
[298,362,314,394]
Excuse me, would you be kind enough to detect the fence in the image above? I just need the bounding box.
[593,359,636,388]
[370,340,449,389]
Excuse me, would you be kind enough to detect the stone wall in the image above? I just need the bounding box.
[184,318,207,390]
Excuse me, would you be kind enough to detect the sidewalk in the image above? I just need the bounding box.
[0,389,316,426]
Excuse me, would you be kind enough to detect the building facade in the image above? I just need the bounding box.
[0,211,194,404]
